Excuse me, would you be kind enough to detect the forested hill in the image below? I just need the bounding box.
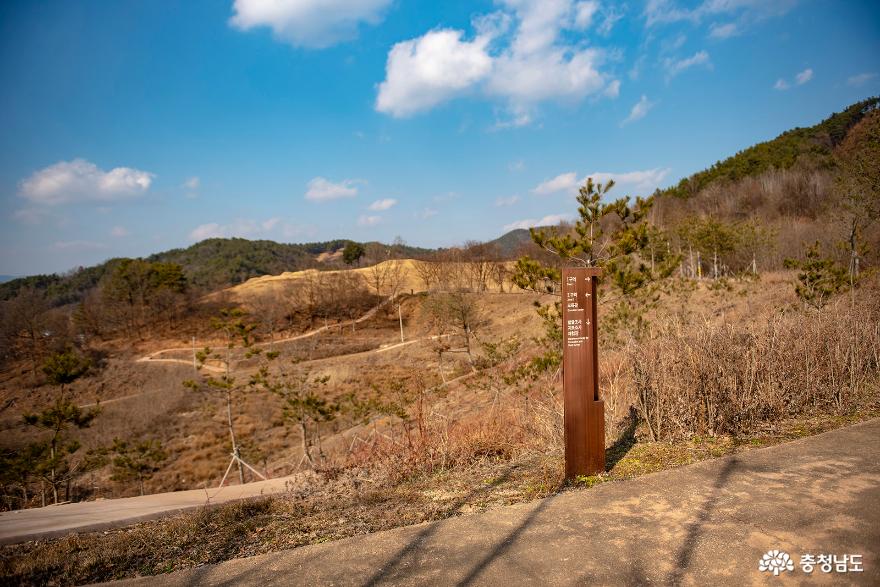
[661,97,879,198]
[0,237,431,306]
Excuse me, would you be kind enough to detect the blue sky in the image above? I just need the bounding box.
[1,0,878,275]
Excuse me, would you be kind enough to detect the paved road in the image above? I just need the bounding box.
[0,476,296,545]
[117,419,879,586]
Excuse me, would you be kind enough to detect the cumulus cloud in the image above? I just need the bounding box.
[663,50,711,79]
[533,172,580,196]
[305,177,360,201]
[533,168,670,196]
[110,226,129,238]
[357,214,382,227]
[504,213,573,231]
[847,72,877,87]
[183,176,200,190]
[368,198,397,211]
[18,159,153,206]
[795,68,813,85]
[375,0,619,123]
[621,95,654,125]
[230,0,392,49]
[773,78,789,91]
[416,208,438,220]
[376,29,493,117]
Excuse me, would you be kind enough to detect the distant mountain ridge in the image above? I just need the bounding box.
[3,98,876,307]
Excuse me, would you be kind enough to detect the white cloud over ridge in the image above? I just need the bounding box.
[504,213,573,231]
[188,217,301,241]
[375,0,620,123]
[19,159,153,206]
[230,0,392,48]
[305,177,360,201]
[533,168,671,196]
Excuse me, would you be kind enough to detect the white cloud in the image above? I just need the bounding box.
[603,79,621,99]
[110,226,129,238]
[183,176,200,190]
[621,95,654,125]
[503,213,572,231]
[533,168,671,197]
[584,168,670,193]
[368,198,398,211]
[417,208,438,219]
[357,214,382,227]
[645,0,798,28]
[305,177,360,201]
[663,50,711,79]
[189,223,225,241]
[597,6,624,35]
[19,159,153,206]
[574,1,600,29]
[375,0,618,123]
[508,159,526,172]
[495,195,521,206]
[847,72,877,87]
[12,208,48,225]
[188,217,291,241]
[774,68,813,90]
[708,22,738,39]
[795,68,813,85]
[376,29,493,117]
[230,0,392,49]
[533,172,580,196]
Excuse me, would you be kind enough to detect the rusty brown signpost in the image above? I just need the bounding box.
[562,267,605,479]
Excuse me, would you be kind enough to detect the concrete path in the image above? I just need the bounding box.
[118,419,879,586]
[0,476,296,545]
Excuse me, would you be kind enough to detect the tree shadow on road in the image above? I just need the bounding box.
[665,455,740,585]
[362,463,526,586]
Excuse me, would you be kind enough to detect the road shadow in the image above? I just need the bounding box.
[455,496,554,586]
[363,464,524,586]
[665,455,740,585]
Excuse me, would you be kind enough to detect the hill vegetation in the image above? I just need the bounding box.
[660,96,879,198]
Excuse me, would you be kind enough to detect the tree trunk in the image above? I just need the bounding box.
[300,420,314,466]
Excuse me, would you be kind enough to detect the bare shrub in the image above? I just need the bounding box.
[629,298,880,440]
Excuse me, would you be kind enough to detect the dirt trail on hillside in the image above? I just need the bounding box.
[135,295,398,373]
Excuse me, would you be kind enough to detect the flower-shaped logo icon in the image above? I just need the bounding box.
[759,550,795,576]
